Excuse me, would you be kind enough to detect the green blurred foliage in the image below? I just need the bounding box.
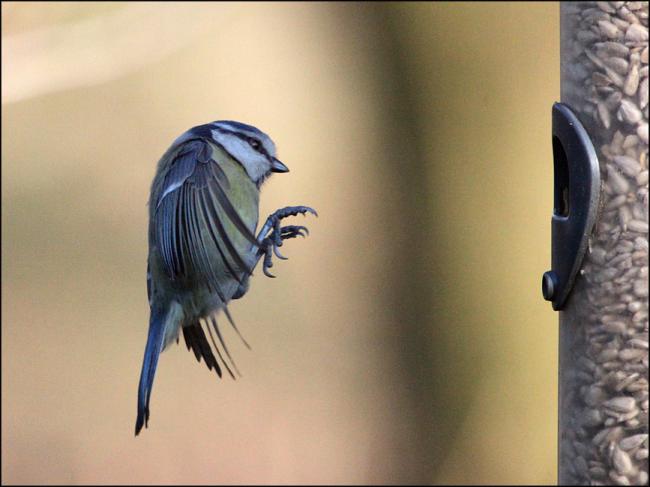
[2,2,558,484]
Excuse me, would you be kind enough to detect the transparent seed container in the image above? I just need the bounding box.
[559,2,649,485]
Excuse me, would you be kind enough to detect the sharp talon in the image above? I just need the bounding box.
[273,245,288,260]
[257,207,316,279]
[281,225,309,238]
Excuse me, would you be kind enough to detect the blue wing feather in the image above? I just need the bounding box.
[150,138,257,377]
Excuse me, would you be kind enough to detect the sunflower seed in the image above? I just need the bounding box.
[614,155,642,176]
[628,220,649,233]
[636,123,648,144]
[618,99,643,124]
[607,164,631,193]
[613,446,634,475]
[625,23,648,42]
[623,62,640,95]
[620,434,648,450]
[559,3,648,485]
[607,56,631,74]
[639,78,648,108]
[601,20,622,38]
[597,2,616,14]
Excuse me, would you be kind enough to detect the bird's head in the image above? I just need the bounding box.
[182,120,289,186]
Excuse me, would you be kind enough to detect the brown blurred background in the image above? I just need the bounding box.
[2,2,558,484]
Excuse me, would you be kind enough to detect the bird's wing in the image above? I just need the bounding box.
[153,138,260,296]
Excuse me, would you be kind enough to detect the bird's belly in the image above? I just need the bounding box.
[167,271,240,317]
[155,274,240,350]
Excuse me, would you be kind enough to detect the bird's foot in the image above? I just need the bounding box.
[258,206,317,277]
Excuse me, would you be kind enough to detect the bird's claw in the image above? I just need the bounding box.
[262,238,276,278]
[258,206,317,278]
[273,245,288,260]
[281,225,309,239]
[272,206,318,219]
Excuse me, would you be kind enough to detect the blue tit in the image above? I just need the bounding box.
[136,120,316,435]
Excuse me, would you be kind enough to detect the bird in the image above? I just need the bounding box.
[135,120,316,435]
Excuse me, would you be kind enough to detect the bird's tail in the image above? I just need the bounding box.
[135,303,180,436]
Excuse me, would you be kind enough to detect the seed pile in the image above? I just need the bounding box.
[560,1,648,485]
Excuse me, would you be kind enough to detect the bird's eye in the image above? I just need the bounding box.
[248,138,262,151]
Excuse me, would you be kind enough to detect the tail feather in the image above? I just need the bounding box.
[182,323,222,377]
[135,309,168,436]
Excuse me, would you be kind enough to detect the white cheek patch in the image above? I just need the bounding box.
[211,129,271,182]
[220,136,254,162]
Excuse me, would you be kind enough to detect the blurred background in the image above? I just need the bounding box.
[2,2,559,484]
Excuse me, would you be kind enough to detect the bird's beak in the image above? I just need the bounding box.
[271,158,289,173]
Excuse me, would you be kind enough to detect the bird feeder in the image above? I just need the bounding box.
[545,2,649,485]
